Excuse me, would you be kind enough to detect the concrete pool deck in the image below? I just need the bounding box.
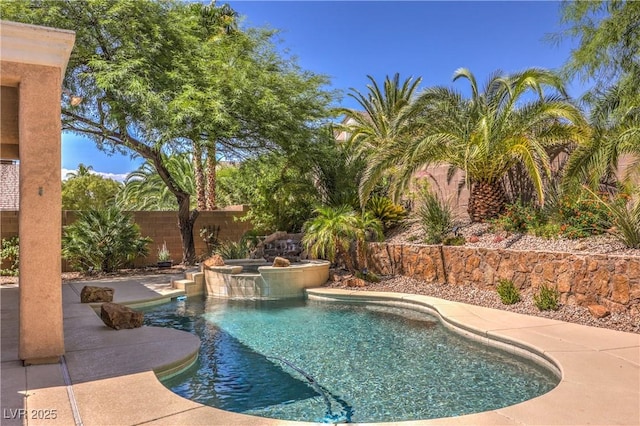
[0,276,638,425]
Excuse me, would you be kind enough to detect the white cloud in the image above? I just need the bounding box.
[61,168,129,182]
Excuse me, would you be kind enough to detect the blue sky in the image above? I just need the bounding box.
[62,1,580,180]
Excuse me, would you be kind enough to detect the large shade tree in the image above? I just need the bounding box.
[559,0,640,188]
[2,0,334,263]
[362,68,587,222]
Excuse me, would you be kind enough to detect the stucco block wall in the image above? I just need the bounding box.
[368,242,640,315]
[2,208,252,272]
[129,209,253,265]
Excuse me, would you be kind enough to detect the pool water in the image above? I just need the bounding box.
[143,297,558,423]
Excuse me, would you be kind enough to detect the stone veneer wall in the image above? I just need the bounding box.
[367,243,640,315]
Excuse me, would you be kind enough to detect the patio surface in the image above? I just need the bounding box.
[1,275,638,425]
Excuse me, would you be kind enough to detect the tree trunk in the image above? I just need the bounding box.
[177,193,199,264]
[192,141,206,211]
[468,180,506,222]
[205,144,217,210]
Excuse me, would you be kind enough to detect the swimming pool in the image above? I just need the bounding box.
[143,296,558,423]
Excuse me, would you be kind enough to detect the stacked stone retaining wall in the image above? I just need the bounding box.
[367,243,640,315]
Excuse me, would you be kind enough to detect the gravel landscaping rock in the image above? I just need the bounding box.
[333,220,640,334]
[326,275,640,334]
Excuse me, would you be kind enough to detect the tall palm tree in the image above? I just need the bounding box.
[339,73,423,206]
[367,68,587,222]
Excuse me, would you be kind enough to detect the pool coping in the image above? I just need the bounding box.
[2,280,639,425]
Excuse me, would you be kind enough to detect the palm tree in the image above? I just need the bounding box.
[65,163,94,179]
[366,68,587,222]
[117,155,197,211]
[564,83,640,190]
[339,73,423,206]
[302,205,382,270]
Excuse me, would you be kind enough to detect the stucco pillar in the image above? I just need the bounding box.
[1,20,74,365]
[16,63,65,364]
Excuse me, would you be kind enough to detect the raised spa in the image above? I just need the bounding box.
[144,296,559,423]
[202,259,330,299]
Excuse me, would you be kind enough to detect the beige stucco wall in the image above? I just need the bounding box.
[1,20,75,364]
[1,61,65,363]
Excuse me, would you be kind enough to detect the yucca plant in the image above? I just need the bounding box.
[366,196,407,230]
[62,207,151,273]
[417,190,457,244]
[585,187,640,248]
[215,240,250,260]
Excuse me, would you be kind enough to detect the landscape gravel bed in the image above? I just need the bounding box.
[326,275,640,334]
[349,220,640,334]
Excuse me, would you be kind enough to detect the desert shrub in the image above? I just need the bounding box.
[442,235,466,246]
[0,237,19,276]
[533,284,560,311]
[417,191,457,244]
[492,202,544,233]
[355,269,380,283]
[366,196,407,230]
[557,194,612,239]
[62,208,151,273]
[530,222,562,239]
[496,278,521,305]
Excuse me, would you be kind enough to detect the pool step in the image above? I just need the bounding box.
[172,271,204,297]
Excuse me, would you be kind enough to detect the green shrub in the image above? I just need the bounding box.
[1,237,19,276]
[366,196,407,230]
[355,269,380,283]
[496,278,521,305]
[492,202,544,233]
[417,191,457,244]
[442,235,466,246]
[531,222,562,239]
[62,208,151,273]
[558,194,612,239]
[533,284,560,311]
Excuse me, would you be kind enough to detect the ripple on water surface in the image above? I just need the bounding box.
[143,297,558,423]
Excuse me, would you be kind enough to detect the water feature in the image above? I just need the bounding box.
[143,296,558,423]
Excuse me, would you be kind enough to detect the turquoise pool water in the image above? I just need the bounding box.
[143,296,558,423]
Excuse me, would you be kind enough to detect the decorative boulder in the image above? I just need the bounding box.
[203,254,225,267]
[272,256,291,267]
[588,304,610,319]
[80,286,114,303]
[100,302,144,330]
